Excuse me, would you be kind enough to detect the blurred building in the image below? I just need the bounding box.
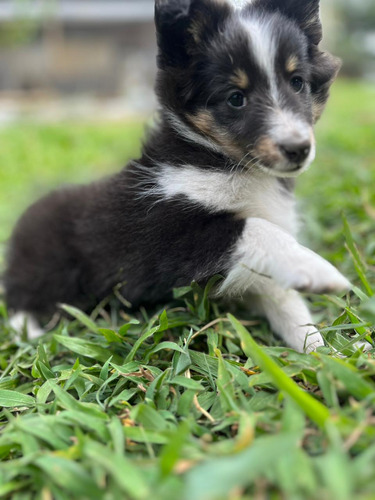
[0,0,373,120]
[328,0,375,81]
[0,0,157,116]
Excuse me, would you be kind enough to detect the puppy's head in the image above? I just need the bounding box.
[155,0,340,177]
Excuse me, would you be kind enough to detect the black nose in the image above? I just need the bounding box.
[279,141,311,165]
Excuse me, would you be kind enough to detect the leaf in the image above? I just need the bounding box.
[125,325,161,362]
[233,412,255,452]
[159,420,190,477]
[169,376,204,392]
[189,351,218,377]
[35,455,102,499]
[317,370,339,408]
[228,314,331,429]
[158,310,169,332]
[144,341,186,363]
[215,349,239,413]
[48,381,108,419]
[60,304,100,333]
[315,426,354,500]
[173,343,192,376]
[321,355,375,400]
[185,433,299,500]
[198,275,223,321]
[108,417,125,456]
[359,296,375,323]
[84,440,149,499]
[342,216,373,296]
[118,319,141,336]
[108,388,139,407]
[37,361,56,381]
[0,481,32,497]
[124,427,169,445]
[54,334,120,364]
[173,285,193,299]
[352,286,369,302]
[0,390,35,408]
[132,403,170,431]
[177,390,196,417]
[100,356,113,381]
[98,328,123,343]
[14,416,70,449]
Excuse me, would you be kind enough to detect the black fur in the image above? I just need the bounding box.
[5,157,245,318]
[4,0,339,321]
[252,0,322,44]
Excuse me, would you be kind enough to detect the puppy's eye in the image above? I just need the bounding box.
[228,92,246,108]
[290,76,305,93]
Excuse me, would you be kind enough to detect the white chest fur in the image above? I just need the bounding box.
[153,164,299,236]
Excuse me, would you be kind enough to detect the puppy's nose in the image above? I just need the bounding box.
[279,141,311,164]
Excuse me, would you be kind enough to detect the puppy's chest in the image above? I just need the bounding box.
[155,165,299,235]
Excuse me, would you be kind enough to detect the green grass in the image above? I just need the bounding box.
[0,119,145,244]
[0,79,375,500]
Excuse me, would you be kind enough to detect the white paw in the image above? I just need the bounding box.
[332,340,372,358]
[303,329,325,353]
[289,326,324,353]
[352,340,373,352]
[10,312,44,340]
[275,246,351,294]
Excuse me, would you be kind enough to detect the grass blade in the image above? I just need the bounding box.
[0,390,35,408]
[228,314,331,428]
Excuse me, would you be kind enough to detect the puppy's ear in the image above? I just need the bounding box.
[188,0,231,45]
[256,0,322,45]
[155,0,231,68]
[310,48,341,122]
[155,0,190,68]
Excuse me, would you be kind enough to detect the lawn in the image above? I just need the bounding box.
[0,79,375,500]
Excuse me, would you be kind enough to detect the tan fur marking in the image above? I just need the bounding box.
[216,135,244,160]
[286,55,299,74]
[253,136,283,166]
[187,110,215,135]
[187,110,244,160]
[312,101,326,123]
[230,69,249,89]
[188,20,203,44]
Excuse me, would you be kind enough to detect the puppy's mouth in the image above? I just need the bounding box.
[258,162,309,178]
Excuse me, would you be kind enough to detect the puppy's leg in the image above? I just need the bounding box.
[250,281,373,353]
[220,217,351,295]
[9,312,44,341]
[249,280,324,353]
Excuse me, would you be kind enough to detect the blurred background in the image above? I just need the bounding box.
[0,0,157,122]
[0,0,374,122]
[0,0,374,251]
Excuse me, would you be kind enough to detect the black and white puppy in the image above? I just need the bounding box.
[5,0,348,352]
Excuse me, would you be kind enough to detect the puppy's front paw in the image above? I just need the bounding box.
[279,247,351,294]
[352,339,373,352]
[289,326,325,353]
[304,331,325,353]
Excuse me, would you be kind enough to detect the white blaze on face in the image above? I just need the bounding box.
[269,110,314,153]
[240,14,315,175]
[241,15,279,103]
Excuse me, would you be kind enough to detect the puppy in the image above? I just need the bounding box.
[5,0,348,352]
